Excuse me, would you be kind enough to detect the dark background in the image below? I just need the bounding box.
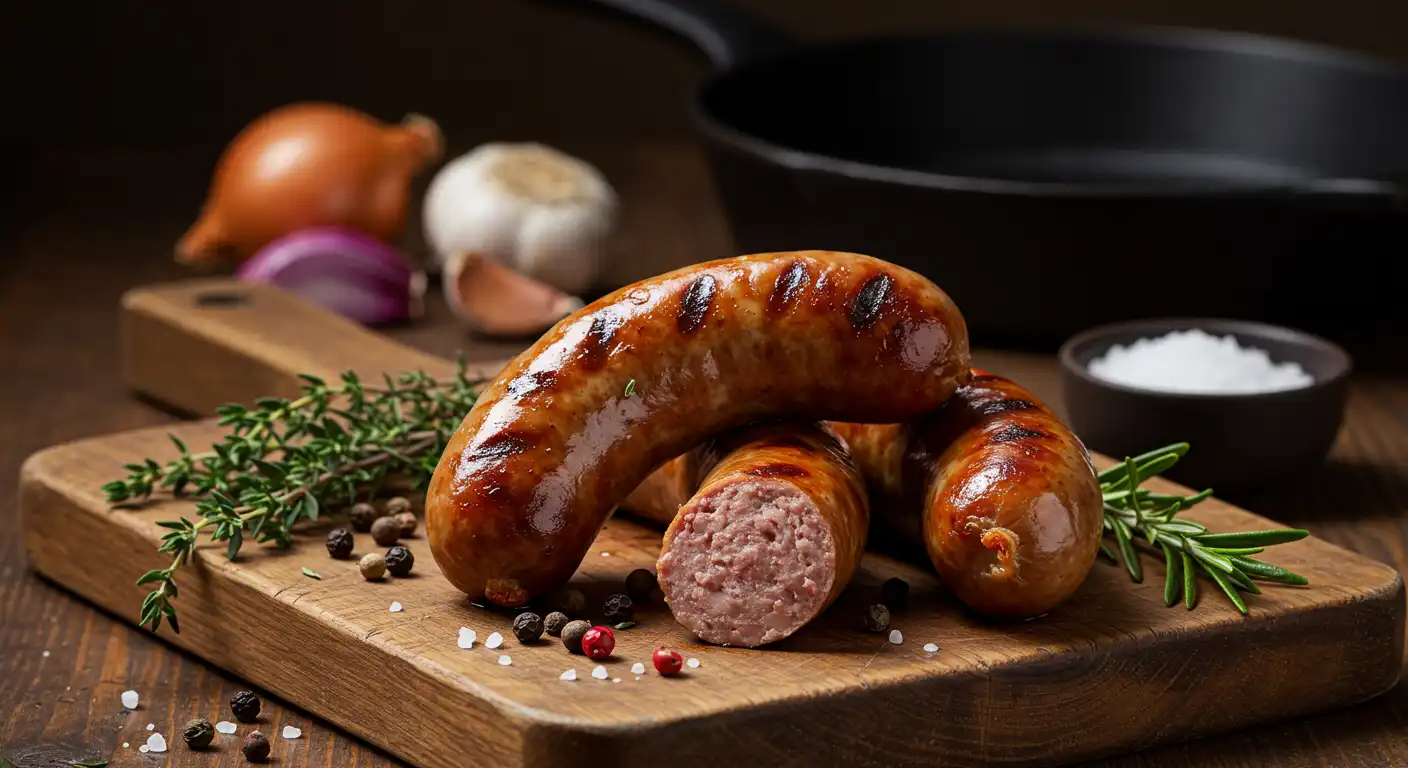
[5,0,1408,282]
[8,0,1408,149]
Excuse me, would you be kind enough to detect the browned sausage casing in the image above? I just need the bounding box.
[652,423,868,647]
[831,371,1103,618]
[426,251,970,606]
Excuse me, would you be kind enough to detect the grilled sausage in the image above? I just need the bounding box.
[653,422,869,647]
[831,370,1103,618]
[426,251,970,606]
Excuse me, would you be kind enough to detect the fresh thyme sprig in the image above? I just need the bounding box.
[1099,443,1310,614]
[103,359,484,634]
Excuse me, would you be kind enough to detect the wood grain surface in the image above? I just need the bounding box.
[18,275,1404,766]
[20,418,1404,768]
[4,141,1408,767]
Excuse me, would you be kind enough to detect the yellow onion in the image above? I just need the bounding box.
[178,102,442,266]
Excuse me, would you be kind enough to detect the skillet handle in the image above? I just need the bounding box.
[550,0,791,70]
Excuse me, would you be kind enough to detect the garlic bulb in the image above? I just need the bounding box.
[423,143,617,295]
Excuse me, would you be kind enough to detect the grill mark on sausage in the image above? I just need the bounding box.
[747,463,809,478]
[989,425,1050,443]
[470,429,536,462]
[677,275,718,334]
[978,398,1038,416]
[851,274,894,330]
[768,260,810,314]
[578,313,622,369]
[505,370,558,399]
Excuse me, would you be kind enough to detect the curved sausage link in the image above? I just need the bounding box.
[831,370,1103,618]
[426,251,970,606]
[656,422,869,647]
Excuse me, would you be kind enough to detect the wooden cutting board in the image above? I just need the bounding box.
[20,279,1405,768]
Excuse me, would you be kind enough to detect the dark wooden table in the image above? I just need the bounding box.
[3,142,1406,767]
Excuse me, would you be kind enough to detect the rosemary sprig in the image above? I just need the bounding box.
[103,359,484,634]
[1098,442,1310,614]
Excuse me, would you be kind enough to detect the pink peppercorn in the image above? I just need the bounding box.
[581,626,614,660]
[653,647,683,676]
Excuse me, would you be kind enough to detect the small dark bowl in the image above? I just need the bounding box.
[1059,318,1351,492]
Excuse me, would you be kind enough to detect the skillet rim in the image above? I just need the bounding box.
[686,22,1408,199]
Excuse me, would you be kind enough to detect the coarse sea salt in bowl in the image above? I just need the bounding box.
[1059,318,1351,492]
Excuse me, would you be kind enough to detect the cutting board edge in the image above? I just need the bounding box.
[18,430,1408,768]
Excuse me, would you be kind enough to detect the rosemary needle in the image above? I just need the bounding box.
[1099,442,1310,614]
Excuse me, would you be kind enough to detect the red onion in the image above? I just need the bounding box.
[236,227,424,325]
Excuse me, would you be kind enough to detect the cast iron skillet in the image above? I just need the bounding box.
[566,0,1408,350]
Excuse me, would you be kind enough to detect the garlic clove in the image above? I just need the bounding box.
[444,251,583,337]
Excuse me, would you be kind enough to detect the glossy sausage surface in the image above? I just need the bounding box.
[426,251,970,606]
[656,422,869,646]
[831,371,1102,618]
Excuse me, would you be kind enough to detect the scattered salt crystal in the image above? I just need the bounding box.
[630,662,645,674]
[601,552,611,557]
[121,690,139,709]
[42,650,50,658]
[686,658,701,669]
[146,732,167,753]
[139,746,149,754]
[592,665,609,680]
[889,630,903,644]
[485,632,504,650]
[923,643,939,653]
[1087,328,1313,395]
[389,601,403,612]
[560,669,577,681]
[634,676,641,681]
[146,723,155,731]
[123,742,129,749]
[613,678,621,683]
[498,655,512,666]
[216,721,238,734]
[458,627,477,649]
[282,725,302,739]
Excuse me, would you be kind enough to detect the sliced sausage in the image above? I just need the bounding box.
[831,370,1103,618]
[426,251,971,607]
[655,422,869,647]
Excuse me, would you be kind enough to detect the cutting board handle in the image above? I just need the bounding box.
[121,279,468,416]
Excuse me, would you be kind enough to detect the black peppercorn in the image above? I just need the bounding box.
[602,593,633,623]
[349,502,379,533]
[561,619,591,654]
[385,545,414,577]
[242,730,271,762]
[230,689,262,723]
[544,611,569,637]
[371,516,401,546]
[864,604,891,633]
[550,588,587,617]
[880,577,910,610]
[625,568,658,603]
[513,612,545,643]
[325,527,354,559]
[183,717,215,750]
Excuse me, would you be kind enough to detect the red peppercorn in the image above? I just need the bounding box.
[580,625,614,660]
[653,647,684,676]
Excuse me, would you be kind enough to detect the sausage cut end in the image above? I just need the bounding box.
[658,480,837,647]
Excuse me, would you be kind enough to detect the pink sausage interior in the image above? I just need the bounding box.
[658,480,837,647]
